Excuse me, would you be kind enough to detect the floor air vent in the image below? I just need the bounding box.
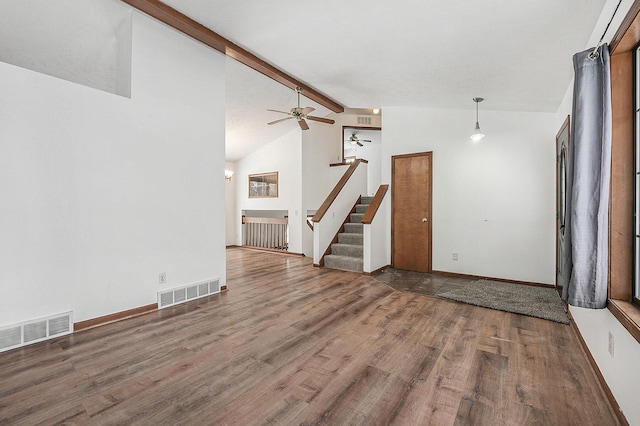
[157,278,221,309]
[0,312,73,353]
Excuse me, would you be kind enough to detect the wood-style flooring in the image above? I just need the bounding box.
[373,268,476,296]
[0,248,620,425]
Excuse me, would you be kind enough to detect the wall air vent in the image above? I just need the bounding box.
[0,312,73,353]
[157,278,221,309]
[357,116,372,125]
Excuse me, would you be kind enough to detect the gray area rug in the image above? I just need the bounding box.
[438,280,570,324]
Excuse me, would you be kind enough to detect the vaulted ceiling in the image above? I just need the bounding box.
[159,0,610,161]
[162,0,608,113]
[0,0,612,161]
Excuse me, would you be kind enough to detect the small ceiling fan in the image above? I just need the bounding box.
[267,87,335,130]
[346,133,371,147]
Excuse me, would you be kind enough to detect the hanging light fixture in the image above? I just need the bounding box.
[470,97,485,142]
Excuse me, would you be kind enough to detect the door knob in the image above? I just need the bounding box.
[421,218,428,222]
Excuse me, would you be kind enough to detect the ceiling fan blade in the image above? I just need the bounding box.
[267,117,294,125]
[306,116,335,124]
[357,142,363,147]
[298,119,310,130]
[362,140,372,143]
[267,109,291,115]
[301,107,315,115]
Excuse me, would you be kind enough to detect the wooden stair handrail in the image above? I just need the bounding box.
[242,216,288,224]
[312,159,362,223]
[361,184,389,224]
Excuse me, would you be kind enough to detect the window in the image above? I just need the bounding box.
[608,2,640,342]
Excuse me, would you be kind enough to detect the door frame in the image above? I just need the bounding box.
[391,151,433,271]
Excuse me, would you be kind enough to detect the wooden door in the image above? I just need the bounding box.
[556,117,570,297]
[392,152,432,272]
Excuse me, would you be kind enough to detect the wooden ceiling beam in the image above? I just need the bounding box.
[121,0,345,113]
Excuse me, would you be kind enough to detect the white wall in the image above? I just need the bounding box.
[555,1,640,424]
[225,161,236,246]
[570,307,640,424]
[363,194,391,273]
[382,107,557,284]
[234,129,304,253]
[301,113,382,256]
[301,122,340,257]
[313,163,368,264]
[0,8,227,325]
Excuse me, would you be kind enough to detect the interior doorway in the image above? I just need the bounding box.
[391,152,432,272]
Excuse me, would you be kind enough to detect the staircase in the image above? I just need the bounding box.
[323,196,373,272]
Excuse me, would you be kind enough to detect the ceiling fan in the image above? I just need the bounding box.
[346,133,372,147]
[267,87,335,130]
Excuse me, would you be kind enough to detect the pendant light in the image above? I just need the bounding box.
[470,97,485,142]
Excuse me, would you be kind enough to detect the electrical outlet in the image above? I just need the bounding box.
[159,272,167,285]
[452,253,459,261]
[608,332,615,357]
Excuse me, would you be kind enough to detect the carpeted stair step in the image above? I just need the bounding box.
[344,223,363,234]
[331,243,363,257]
[322,194,371,273]
[360,196,374,205]
[324,254,363,272]
[338,233,363,245]
[350,213,364,223]
[355,204,369,214]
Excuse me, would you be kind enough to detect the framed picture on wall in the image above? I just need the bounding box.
[248,172,278,198]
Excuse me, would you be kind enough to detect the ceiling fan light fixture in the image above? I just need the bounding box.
[470,97,485,142]
[266,87,336,130]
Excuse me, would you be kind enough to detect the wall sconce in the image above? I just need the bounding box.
[470,97,485,142]
[372,108,380,115]
[224,170,234,181]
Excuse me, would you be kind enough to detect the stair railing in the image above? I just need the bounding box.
[242,216,289,251]
[362,184,390,273]
[311,159,368,265]
[361,184,388,225]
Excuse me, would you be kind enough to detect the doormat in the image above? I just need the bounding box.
[438,280,570,324]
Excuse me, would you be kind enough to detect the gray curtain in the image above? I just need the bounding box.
[562,44,612,309]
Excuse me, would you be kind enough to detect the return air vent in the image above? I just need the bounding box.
[157,278,221,309]
[0,312,73,353]
[357,116,372,125]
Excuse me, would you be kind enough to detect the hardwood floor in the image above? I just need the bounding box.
[0,247,620,425]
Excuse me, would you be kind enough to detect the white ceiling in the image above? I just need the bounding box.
[225,57,332,161]
[163,0,608,114]
[0,0,613,161]
[0,0,128,94]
